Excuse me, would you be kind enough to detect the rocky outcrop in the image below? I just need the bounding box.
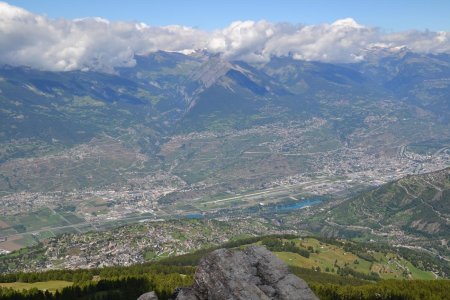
[137,291,158,300]
[174,245,318,300]
[138,245,318,300]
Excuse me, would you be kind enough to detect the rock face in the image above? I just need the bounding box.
[174,245,318,300]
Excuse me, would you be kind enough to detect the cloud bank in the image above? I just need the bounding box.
[1,2,450,72]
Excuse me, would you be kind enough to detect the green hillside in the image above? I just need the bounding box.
[1,236,449,299]
[272,237,435,280]
[327,168,450,237]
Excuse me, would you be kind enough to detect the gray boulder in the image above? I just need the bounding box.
[174,245,319,300]
[137,291,159,300]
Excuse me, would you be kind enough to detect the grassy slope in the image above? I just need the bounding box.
[274,238,435,280]
[328,167,450,237]
[0,281,72,292]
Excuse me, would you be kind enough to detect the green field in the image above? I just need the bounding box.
[273,238,435,280]
[0,281,72,292]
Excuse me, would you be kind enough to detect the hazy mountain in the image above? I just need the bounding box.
[1,50,450,192]
[2,49,450,136]
[351,50,450,120]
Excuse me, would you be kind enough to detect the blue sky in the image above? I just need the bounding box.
[6,0,450,31]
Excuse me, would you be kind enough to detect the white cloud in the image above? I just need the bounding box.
[0,2,207,72]
[1,2,450,72]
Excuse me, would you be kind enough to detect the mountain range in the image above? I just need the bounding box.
[1,49,450,190]
[0,48,449,258]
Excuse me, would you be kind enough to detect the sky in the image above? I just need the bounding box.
[1,1,450,72]
[6,0,450,32]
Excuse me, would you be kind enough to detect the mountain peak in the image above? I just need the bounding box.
[362,44,411,61]
[189,56,233,88]
[331,18,364,29]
